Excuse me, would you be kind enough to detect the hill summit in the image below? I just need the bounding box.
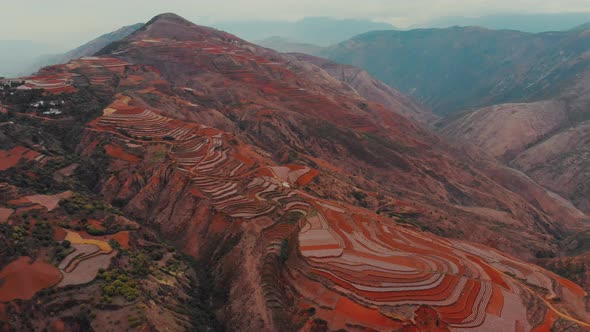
[0,12,589,331]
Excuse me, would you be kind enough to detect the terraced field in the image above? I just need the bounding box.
[294,200,590,330]
[8,14,590,329]
[20,73,77,94]
[91,95,316,223]
[57,230,115,287]
[86,94,590,330]
[0,257,61,302]
[0,146,46,171]
[22,191,73,211]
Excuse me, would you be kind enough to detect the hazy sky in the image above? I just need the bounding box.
[2,0,590,48]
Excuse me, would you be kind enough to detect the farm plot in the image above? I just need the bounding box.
[23,191,73,211]
[294,200,586,330]
[22,73,77,94]
[0,256,61,302]
[0,207,14,223]
[0,146,45,171]
[56,230,115,287]
[91,97,302,221]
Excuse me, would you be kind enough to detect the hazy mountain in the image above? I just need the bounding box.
[2,12,589,331]
[421,12,590,32]
[213,16,395,45]
[256,36,324,54]
[572,22,590,31]
[0,40,63,77]
[27,23,143,75]
[321,26,590,115]
[440,42,590,214]
[292,53,438,124]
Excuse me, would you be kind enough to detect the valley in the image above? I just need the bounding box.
[1,11,590,332]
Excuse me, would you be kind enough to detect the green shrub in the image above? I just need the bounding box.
[279,239,289,265]
[149,251,164,261]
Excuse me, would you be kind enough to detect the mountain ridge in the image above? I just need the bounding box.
[1,12,590,331]
[320,25,590,115]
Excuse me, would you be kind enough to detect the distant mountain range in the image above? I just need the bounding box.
[2,17,392,77]
[30,23,144,72]
[212,17,395,46]
[420,12,590,32]
[6,14,590,78]
[0,40,62,77]
[3,13,590,330]
[320,25,590,115]
[573,22,590,31]
[255,36,324,55]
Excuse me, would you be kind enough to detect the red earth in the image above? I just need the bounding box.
[3,13,590,331]
[0,257,61,302]
[0,146,41,171]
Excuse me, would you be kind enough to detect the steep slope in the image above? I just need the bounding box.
[440,101,566,162]
[0,86,220,331]
[321,26,590,115]
[291,53,438,124]
[441,67,590,214]
[91,13,590,259]
[2,13,590,331]
[27,23,143,74]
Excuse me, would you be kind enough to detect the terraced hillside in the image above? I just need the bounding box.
[1,12,590,331]
[88,13,590,261]
[83,89,590,330]
[0,64,221,331]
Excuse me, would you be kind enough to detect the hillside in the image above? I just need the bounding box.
[572,22,590,31]
[27,23,143,75]
[291,53,438,124]
[422,13,590,32]
[321,26,590,115]
[1,13,590,331]
[441,61,590,214]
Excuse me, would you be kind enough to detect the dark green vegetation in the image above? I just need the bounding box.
[0,157,76,194]
[0,219,58,264]
[541,259,587,286]
[98,269,141,302]
[321,26,590,115]
[59,194,123,218]
[0,76,222,332]
[306,121,412,171]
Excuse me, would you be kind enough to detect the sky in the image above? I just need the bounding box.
[2,0,590,49]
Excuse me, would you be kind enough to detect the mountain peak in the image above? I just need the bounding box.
[96,12,247,55]
[145,12,192,27]
[132,12,246,43]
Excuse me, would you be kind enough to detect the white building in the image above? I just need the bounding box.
[43,109,62,115]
